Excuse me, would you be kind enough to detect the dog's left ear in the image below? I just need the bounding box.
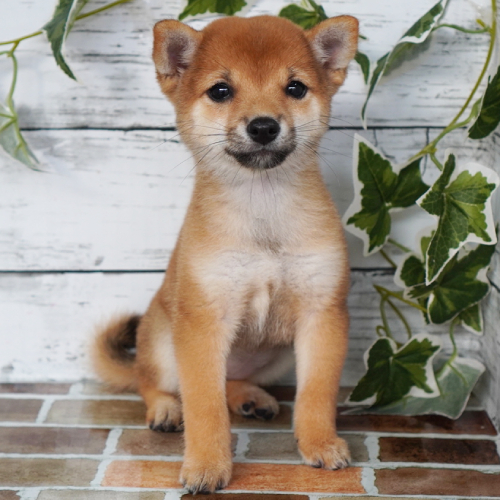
[306,15,359,88]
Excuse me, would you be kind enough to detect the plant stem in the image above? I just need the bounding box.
[76,0,132,21]
[0,31,42,47]
[433,23,489,34]
[410,0,497,160]
[6,49,19,109]
[448,317,459,362]
[388,238,412,253]
[430,153,443,170]
[374,285,428,312]
[413,105,484,160]
[436,318,463,378]
[386,297,413,340]
[0,0,132,46]
[0,120,14,134]
[378,293,395,341]
[380,249,397,268]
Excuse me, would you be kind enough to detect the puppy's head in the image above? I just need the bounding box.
[153,15,358,173]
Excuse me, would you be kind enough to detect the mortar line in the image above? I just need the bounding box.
[103,428,122,455]
[364,434,380,464]
[234,431,250,461]
[0,393,143,401]
[19,489,41,500]
[68,381,85,395]
[90,458,112,487]
[35,397,55,424]
[0,451,499,471]
[1,486,500,499]
[163,491,183,500]
[361,466,378,495]
[0,421,495,440]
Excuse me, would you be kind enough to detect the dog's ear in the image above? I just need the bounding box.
[153,20,202,96]
[306,15,359,89]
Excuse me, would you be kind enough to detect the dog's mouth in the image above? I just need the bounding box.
[225,145,295,170]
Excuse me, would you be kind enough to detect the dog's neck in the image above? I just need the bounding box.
[186,154,332,252]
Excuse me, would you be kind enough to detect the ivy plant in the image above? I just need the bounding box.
[342,0,499,418]
[179,0,250,21]
[0,0,132,169]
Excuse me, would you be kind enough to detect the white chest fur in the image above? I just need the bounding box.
[195,248,345,334]
[191,160,346,341]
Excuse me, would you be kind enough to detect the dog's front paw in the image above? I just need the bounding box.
[180,456,232,494]
[298,436,351,470]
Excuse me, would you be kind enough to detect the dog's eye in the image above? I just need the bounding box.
[208,83,232,102]
[286,81,307,99]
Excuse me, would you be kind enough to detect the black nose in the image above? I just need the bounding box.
[247,117,280,145]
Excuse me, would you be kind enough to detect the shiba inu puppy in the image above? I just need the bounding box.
[93,13,358,493]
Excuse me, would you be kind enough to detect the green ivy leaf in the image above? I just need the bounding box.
[280,3,368,83]
[468,65,500,139]
[0,103,39,169]
[418,153,498,283]
[43,0,89,80]
[397,243,495,330]
[396,252,431,323]
[349,334,441,407]
[459,304,482,333]
[345,357,484,419]
[361,0,449,126]
[278,0,327,29]
[343,135,429,255]
[361,54,388,126]
[179,0,247,20]
[399,255,426,287]
[354,52,370,84]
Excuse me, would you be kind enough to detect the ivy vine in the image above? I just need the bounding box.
[0,0,132,169]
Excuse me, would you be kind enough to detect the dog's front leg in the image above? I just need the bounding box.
[294,303,351,469]
[173,300,233,493]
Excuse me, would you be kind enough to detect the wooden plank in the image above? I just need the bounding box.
[473,132,500,428]
[0,270,481,383]
[0,128,431,271]
[0,0,490,129]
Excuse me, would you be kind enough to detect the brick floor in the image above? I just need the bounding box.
[0,381,498,499]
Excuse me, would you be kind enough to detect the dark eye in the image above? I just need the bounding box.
[208,83,232,102]
[286,81,307,99]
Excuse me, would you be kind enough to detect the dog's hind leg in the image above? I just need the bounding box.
[135,294,182,432]
[226,347,294,419]
[226,380,279,420]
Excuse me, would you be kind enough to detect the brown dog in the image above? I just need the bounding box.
[93,14,358,493]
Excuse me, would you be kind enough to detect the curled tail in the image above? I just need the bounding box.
[91,314,141,392]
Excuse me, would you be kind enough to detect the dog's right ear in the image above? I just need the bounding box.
[153,20,201,96]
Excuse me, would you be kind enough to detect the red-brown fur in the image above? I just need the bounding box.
[93,14,358,493]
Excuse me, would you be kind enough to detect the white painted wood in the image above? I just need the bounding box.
[474,131,500,429]
[0,0,491,129]
[1,125,494,272]
[0,128,430,271]
[0,270,481,383]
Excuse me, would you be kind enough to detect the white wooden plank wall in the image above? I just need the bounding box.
[474,134,500,428]
[0,0,498,413]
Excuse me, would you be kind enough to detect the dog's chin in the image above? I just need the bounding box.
[226,145,295,170]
